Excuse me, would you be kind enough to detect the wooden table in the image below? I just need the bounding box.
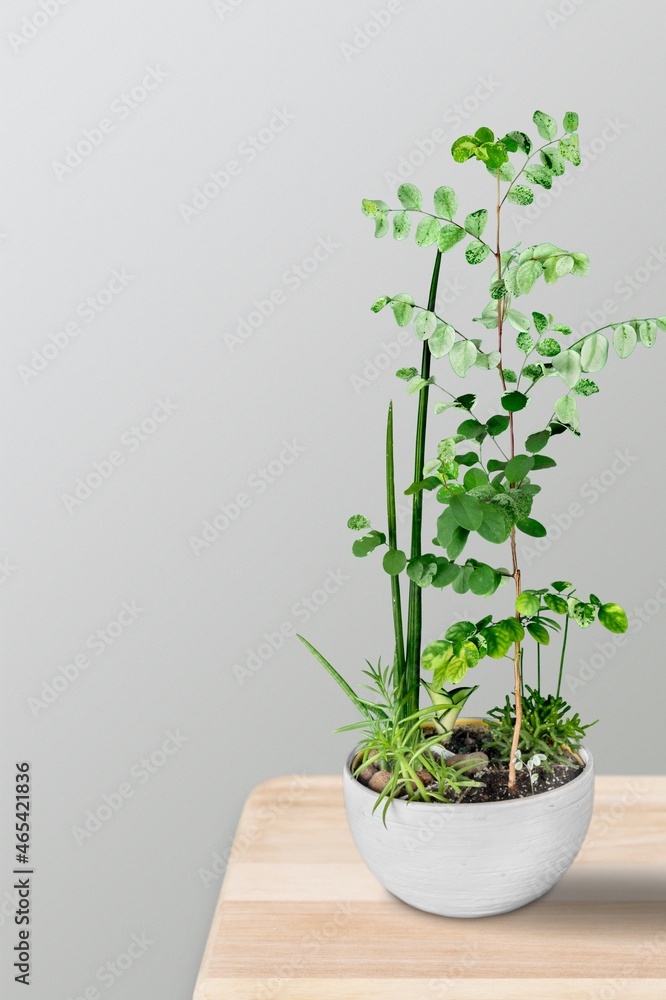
[193,775,666,999]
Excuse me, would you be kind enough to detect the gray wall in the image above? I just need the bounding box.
[3,1,665,997]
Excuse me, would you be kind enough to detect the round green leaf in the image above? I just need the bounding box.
[613,323,637,359]
[505,454,534,483]
[563,111,579,133]
[516,518,547,538]
[449,494,484,531]
[450,341,478,377]
[487,414,510,436]
[465,241,490,265]
[415,217,440,247]
[414,310,437,340]
[438,224,466,253]
[598,602,629,634]
[501,391,529,412]
[507,185,534,206]
[451,135,479,163]
[421,639,454,672]
[392,211,411,241]
[525,429,551,453]
[536,338,561,357]
[477,505,511,544]
[544,593,568,614]
[553,349,582,388]
[464,209,488,238]
[390,294,414,327]
[639,320,657,348]
[382,548,406,575]
[527,621,550,645]
[347,514,371,530]
[554,395,579,430]
[533,110,557,141]
[428,322,456,359]
[469,564,498,596]
[434,185,458,218]
[581,333,609,372]
[397,183,422,211]
[516,592,540,616]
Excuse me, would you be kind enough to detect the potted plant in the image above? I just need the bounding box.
[299,110,663,917]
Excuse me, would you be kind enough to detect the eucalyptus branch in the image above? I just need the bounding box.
[501,133,567,206]
[383,207,494,252]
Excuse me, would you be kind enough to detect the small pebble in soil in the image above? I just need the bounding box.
[446,752,489,772]
[368,770,392,793]
[357,765,378,785]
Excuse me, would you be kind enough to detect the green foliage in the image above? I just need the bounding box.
[301,108,663,797]
[486,686,594,764]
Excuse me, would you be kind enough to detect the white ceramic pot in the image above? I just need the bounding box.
[342,746,594,917]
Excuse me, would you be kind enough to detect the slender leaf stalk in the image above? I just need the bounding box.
[405,250,442,717]
[386,402,406,709]
[556,615,570,698]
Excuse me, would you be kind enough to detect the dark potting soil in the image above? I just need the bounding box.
[360,725,584,803]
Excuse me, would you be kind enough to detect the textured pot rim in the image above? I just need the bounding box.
[345,744,593,811]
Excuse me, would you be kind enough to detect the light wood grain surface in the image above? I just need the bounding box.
[193,775,666,999]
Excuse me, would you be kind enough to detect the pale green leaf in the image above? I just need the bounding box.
[449,341,478,378]
[533,110,557,141]
[554,394,579,430]
[433,185,458,218]
[414,310,437,340]
[581,332,609,372]
[397,183,422,211]
[415,217,440,247]
[507,309,531,333]
[464,209,488,238]
[465,241,490,265]
[390,293,414,327]
[392,211,411,241]
[429,322,456,359]
[553,349,582,388]
[563,111,579,133]
[613,323,637,359]
[438,224,466,253]
[507,185,534,206]
[639,319,657,348]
